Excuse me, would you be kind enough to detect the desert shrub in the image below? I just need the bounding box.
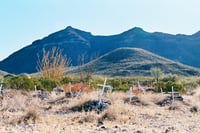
[150,67,163,82]
[154,81,186,94]
[60,76,72,84]
[107,78,132,91]
[37,47,71,80]
[108,79,121,89]
[4,75,34,90]
[39,77,60,91]
[0,76,3,83]
[31,77,43,90]
[162,74,177,82]
[177,77,200,90]
[89,78,104,89]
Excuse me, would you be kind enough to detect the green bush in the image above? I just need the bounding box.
[60,76,72,84]
[39,77,60,91]
[154,81,186,94]
[32,77,43,90]
[162,74,177,82]
[107,78,131,91]
[4,75,34,90]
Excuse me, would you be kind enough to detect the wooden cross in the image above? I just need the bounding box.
[0,84,2,94]
[34,85,37,95]
[98,77,107,105]
[160,88,164,95]
[129,86,133,103]
[0,79,3,94]
[171,86,174,102]
[138,81,145,94]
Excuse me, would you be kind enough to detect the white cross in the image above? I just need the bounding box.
[138,81,145,94]
[171,86,174,102]
[129,87,133,103]
[160,88,163,95]
[98,77,107,105]
[0,84,2,94]
[34,85,37,95]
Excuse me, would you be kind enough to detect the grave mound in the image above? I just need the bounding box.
[156,95,183,106]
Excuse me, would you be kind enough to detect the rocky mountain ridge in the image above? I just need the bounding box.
[0,26,200,74]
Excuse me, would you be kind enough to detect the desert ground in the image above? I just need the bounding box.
[0,87,200,133]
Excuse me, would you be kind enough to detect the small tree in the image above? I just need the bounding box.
[150,67,163,82]
[37,47,71,80]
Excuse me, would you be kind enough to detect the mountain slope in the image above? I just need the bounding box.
[0,70,8,77]
[68,48,200,76]
[1,26,200,74]
[0,26,93,74]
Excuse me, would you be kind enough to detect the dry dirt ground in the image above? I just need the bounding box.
[0,88,200,133]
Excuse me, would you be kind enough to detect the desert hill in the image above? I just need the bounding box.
[68,48,200,76]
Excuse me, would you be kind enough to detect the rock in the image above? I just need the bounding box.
[68,99,111,113]
[124,96,148,106]
[134,130,144,133]
[97,121,103,127]
[190,106,198,113]
[156,95,184,106]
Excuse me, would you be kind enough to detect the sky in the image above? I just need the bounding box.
[1,0,200,61]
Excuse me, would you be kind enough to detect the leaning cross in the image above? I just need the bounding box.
[138,81,145,94]
[98,77,107,105]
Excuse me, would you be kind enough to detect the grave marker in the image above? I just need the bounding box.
[0,79,3,94]
[129,86,133,103]
[98,77,107,105]
[34,85,37,95]
[138,81,145,94]
[0,84,2,94]
[160,88,163,95]
[171,86,174,102]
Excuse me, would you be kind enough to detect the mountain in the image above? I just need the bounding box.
[0,70,8,77]
[67,48,200,76]
[0,26,200,74]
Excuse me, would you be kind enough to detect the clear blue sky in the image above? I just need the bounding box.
[1,0,200,61]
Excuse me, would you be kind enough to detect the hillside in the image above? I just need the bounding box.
[1,26,200,74]
[68,48,200,76]
[0,70,8,77]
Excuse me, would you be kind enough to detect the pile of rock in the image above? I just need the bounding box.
[156,95,183,106]
[69,99,111,112]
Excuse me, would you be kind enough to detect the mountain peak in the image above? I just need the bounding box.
[64,26,92,37]
[65,26,76,31]
[131,27,144,31]
[122,27,147,35]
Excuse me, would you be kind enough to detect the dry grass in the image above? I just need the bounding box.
[37,47,71,80]
[0,89,200,132]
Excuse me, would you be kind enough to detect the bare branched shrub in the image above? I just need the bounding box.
[37,47,71,80]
